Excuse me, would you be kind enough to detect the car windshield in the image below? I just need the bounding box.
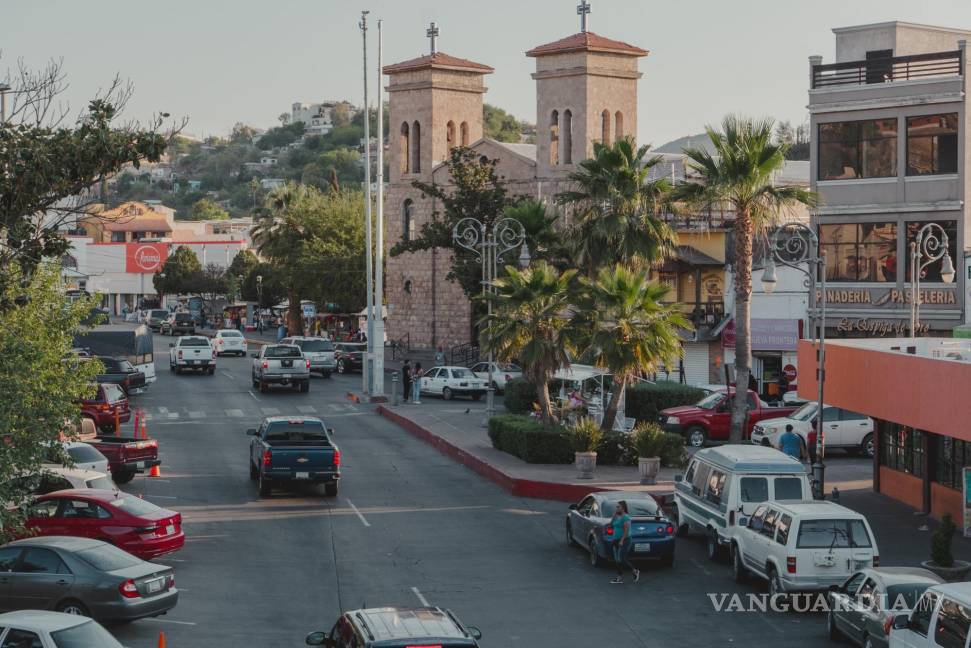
[796,519,873,549]
[695,392,725,410]
[300,340,333,352]
[76,544,141,571]
[150,310,168,318]
[265,346,301,358]
[180,337,210,347]
[451,368,475,378]
[791,402,819,422]
[52,620,125,648]
[67,445,105,464]
[219,331,243,338]
[85,475,115,490]
[110,493,162,517]
[175,314,193,322]
[265,422,330,444]
[102,384,125,403]
[601,498,659,517]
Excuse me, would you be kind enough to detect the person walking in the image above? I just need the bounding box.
[609,501,639,584]
[411,362,423,404]
[807,419,819,465]
[777,424,805,461]
[434,345,445,367]
[401,360,412,405]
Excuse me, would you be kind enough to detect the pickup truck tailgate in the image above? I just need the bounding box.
[266,446,336,474]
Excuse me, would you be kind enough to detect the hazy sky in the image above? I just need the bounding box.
[5,0,971,146]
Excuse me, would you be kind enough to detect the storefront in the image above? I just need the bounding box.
[721,318,800,400]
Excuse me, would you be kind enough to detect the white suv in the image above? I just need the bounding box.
[751,401,875,457]
[730,500,878,596]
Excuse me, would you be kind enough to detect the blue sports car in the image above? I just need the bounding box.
[566,492,676,568]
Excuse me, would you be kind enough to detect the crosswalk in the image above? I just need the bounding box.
[135,403,361,421]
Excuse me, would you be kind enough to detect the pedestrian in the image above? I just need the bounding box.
[777,423,804,461]
[401,359,412,404]
[434,345,445,366]
[609,500,639,584]
[411,362,423,404]
[807,419,818,465]
[257,312,264,334]
[277,321,286,342]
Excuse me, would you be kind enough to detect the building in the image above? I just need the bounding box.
[79,202,174,243]
[809,22,970,338]
[289,101,356,136]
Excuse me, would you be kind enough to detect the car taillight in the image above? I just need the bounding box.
[262,361,268,369]
[873,555,879,567]
[333,449,341,467]
[883,617,893,636]
[786,556,797,574]
[262,449,272,466]
[605,526,614,536]
[177,351,183,359]
[306,359,310,369]
[666,525,674,535]
[167,573,175,589]
[99,403,110,412]
[119,579,140,599]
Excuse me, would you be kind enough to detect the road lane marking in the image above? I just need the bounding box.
[146,495,178,500]
[328,404,342,411]
[297,405,317,413]
[261,407,280,415]
[248,391,260,401]
[225,409,245,417]
[411,587,429,606]
[144,618,197,627]
[185,534,229,541]
[690,559,712,577]
[188,411,206,419]
[220,370,235,379]
[157,407,169,414]
[346,499,370,527]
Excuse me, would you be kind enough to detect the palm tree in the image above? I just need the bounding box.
[481,262,576,427]
[557,136,677,275]
[574,265,690,431]
[677,115,816,443]
[502,199,570,270]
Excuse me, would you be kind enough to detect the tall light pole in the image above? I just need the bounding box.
[910,223,955,338]
[360,10,375,395]
[371,18,386,397]
[0,81,10,123]
[256,275,263,331]
[761,222,828,498]
[453,217,527,425]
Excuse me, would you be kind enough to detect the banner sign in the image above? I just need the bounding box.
[722,318,799,351]
[125,243,168,274]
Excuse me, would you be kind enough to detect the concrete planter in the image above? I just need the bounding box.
[921,559,971,582]
[638,457,661,485]
[575,451,597,479]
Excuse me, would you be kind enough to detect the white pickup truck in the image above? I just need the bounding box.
[251,344,310,393]
[168,335,216,375]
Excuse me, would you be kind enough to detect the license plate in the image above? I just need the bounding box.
[295,471,309,479]
[283,373,292,379]
[147,579,163,593]
[634,543,651,552]
[136,461,145,469]
[166,524,175,535]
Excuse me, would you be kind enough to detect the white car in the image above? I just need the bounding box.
[419,366,487,401]
[36,466,116,493]
[0,611,123,648]
[212,329,249,357]
[470,361,522,393]
[750,401,875,457]
[890,582,971,648]
[59,441,110,473]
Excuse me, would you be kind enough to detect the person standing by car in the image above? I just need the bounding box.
[411,362,423,404]
[609,501,639,584]
[777,424,805,461]
[807,419,818,465]
[401,359,412,405]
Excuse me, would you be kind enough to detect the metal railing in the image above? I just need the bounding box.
[450,342,480,368]
[660,208,735,230]
[812,50,963,89]
[390,332,410,361]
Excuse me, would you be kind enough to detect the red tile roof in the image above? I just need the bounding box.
[383,51,494,74]
[526,31,648,57]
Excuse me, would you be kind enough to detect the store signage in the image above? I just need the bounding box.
[722,318,799,351]
[782,364,797,382]
[125,243,168,274]
[815,288,957,307]
[835,318,929,336]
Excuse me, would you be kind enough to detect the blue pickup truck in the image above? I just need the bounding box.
[247,416,340,497]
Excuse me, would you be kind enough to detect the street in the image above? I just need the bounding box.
[107,335,869,648]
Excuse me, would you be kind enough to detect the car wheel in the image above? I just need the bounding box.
[113,470,135,485]
[56,599,89,617]
[565,520,578,547]
[732,543,747,583]
[207,367,215,376]
[259,379,268,393]
[588,536,603,567]
[768,567,784,599]
[169,363,175,373]
[827,610,842,641]
[300,381,309,393]
[258,473,271,497]
[174,366,182,375]
[324,482,338,497]
[337,360,346,374]
[686,426,707,448]
[252,375,259,388]
[442,387,453,401]
[860,433,874,459]
[706,529,722,562]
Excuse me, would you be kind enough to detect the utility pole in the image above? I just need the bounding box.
[360,10,375,395]
[372,19,386,397]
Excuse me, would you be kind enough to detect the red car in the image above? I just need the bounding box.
[25,489,184,560]
[80,383,131,433]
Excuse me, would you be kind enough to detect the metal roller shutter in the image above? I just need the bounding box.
[681,342,710,386]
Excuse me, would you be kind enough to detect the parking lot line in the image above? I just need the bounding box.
[221,370,235,379]
[225,409,245,417]
[298,405,317,413]
[346,499,370,527]
[248,391,260,401]
[188,411,206,419]
[261,407,280,415]
[411,587,430,606]
[144,618,197,627]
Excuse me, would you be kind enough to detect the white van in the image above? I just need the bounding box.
[673,445,812,561]
[731,500,878,595]
[890,582,971,648]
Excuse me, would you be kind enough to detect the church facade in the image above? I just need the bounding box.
[383,11,648,350]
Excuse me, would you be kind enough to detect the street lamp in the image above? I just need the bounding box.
[256,275,264,332]
[761,222,829,498]
[453,217,527,425]
[910,223,955,338]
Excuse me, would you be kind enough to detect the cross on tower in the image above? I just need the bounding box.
[577,0,591,32]
[426,22,440,54]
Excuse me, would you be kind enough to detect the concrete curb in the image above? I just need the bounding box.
[376,405,619,503]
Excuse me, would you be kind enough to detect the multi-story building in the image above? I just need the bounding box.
[809,22,969,338]
[289,101,357,136]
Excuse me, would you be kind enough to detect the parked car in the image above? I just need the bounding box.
[306,606,482,648]
[751,401,876,458]
[24,489,184,560]
[0,611,124,647]
[5,467,115,508]
[168,335,215,375]
[88,355,147,396]
[159,312,195,336]
[566,492,675,568]
[211,329,248,357]
[673,445,812,561]
[420,366,487,401]
[889,582,971,648]
[659,388,801,447]
[731,500,878,596]
[827,567,943,648]
[79,383,130,433]
[0,537,178,621]
[84,436,160,484]
[247,416,340,497]
[251,344,311,393]
[470,361,522,393]
[334,342,365,374]
[49,441,110,474]
[144,309,170,331]
[282,336,336,377]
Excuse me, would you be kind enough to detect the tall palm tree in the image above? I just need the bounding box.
[557,136,677,275]
[677,115,816,443]
[480,262,576,427]
[574,265,690,431]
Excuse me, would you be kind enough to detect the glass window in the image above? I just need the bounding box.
[749,505,768,531]
[601,497,659,517]
[842,571,867,596]
[761,509,778,539]
[299,340,333,352]
[52,620,125,648]
[179,337,210,347]
[0,548,21,571]
[887,584,935,611]
[61,500,111,520]
[264,421,330,444]
[775,514,793,545]
[820,223,897,282]
[264,346,301,358]
[739,477,769,503]
[691,463,711,497]
[37,475,72,494]
[28,499,59,519]
[705,471,727,506]
[879,421,925,477]
[219,330,243,338]
[905,221,958,282]
[110,494,163,517]
[694,392,725,410]
[84,475,115,490]
[910,591,938,636]
[841,410,868,421]
[19,548,68,574]
[822,407,840,422]
[796,518,873,548]
[67,444,106,464]
[1,630,43,648]
[935,437,971,490]
[450,368,475,379]
[684,460,697,485]
[857,578,878,609]
[819,119,898,180]
[774,477,804,501]
[907,114,958,176]
[934,598,971,648]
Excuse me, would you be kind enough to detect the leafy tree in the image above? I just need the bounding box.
[677,115,816,442]
[230,122,258,144]
[227,249,259,281]
[502,200,569,270]
[257,122,305,150]
[0,265,103,541]
[331,102,352,128]
[187,198,229,221]
[241,263,284,307]
[153,246,202,297]
[186,263,230,311]
[484,104,529,143]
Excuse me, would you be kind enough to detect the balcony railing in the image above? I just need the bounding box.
[671,301,725,328]
[812,50,963,89]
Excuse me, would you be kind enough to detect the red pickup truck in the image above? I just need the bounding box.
[658,389,801,448]
[80,383,131,433]
[84,436,160,484]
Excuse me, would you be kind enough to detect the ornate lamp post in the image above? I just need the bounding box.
[453,217,527,424]
[910,223,955,338]
[760,222,828,498]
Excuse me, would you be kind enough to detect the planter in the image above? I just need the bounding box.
[575,451,598,479]
[638,456,661,485]
[921,559,971,582]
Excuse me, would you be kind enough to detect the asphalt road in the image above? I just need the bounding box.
[109,335,856,648]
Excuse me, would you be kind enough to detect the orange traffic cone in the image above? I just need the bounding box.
[158,631,166,648]
[141,420,148,440]
[149,464,161,478]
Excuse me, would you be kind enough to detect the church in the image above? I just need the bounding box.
[383,2,648,350]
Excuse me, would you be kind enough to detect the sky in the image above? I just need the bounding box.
[5,0,971,147]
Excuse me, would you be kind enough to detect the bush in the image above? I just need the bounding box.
[626,381,706,423]
[565,417,604,453]
[931,513,956,567]
[596,433,637,466]
[487,414,572,464]
[659,432,688,468]
[503,378,538,415]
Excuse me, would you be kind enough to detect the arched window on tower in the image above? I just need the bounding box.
[399,122,410,174]
[549,110,560,166]
[562,109,573,164]
[402,199,414,242]
[601,109,611,144]
[614,111,625,142]
[446,121,456,150]
[460,121,469,146]
[411,121,422,173]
